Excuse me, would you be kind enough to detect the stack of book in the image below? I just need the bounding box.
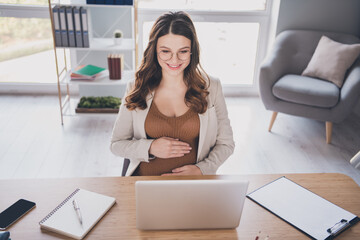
[107,54,123,80]
[52,6,89,48]
[71,65,106,81]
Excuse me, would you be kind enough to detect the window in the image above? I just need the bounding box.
[139,0,266,11]
[143,21,259,85]
[138,0,272,92]
[0,1,58,83]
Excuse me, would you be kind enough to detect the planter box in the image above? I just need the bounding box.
[75,108,119,113]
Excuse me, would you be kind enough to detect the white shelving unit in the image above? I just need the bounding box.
[56,38,135,51]
[48,0,138,124]
[61,70,134,85]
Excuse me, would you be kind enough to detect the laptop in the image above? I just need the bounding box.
[135,179,249,230]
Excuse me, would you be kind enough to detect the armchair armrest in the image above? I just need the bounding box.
[333,58,360,121]
[340,58,360,102]
[259,32,296,109]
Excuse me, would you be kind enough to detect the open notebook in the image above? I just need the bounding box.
[39,188,116,240]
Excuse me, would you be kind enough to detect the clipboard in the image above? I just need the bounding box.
[247,177,360,240]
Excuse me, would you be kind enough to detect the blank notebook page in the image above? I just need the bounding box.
[39,188,116,240]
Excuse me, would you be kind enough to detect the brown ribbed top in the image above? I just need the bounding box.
[132,101,200,176]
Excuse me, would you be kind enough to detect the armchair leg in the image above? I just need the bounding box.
[326,121,332,144]
[268,112,278,132]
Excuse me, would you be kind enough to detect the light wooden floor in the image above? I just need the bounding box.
[1,95,360,185]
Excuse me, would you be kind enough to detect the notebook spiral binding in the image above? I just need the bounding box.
[39,188,80,225]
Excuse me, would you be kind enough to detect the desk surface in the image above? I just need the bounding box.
[1,173,359,239]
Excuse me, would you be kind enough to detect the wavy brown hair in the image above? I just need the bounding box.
[125,11,209,113]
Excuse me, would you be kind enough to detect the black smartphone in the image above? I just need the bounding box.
[0,199,36,230]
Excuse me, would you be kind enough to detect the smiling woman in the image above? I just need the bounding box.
[110,11,235,176]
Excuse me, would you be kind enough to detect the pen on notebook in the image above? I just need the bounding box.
[255,231,261,240]
[72,199,83,225]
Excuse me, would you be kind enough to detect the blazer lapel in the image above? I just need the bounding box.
[197,111,209,162]
[135,92,154,138]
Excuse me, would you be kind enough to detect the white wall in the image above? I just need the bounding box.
[276,0,360,37]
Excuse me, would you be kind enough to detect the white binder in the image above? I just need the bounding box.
[66,7,76,47]
[52,6,62,47]
[73,7,83,48]
[247,177,360,240]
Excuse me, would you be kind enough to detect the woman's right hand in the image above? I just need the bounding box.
[149,137,191,159]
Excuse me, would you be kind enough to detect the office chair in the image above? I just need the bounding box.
[121,158,130,176]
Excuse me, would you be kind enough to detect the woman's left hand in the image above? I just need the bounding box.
[161,165,203,176]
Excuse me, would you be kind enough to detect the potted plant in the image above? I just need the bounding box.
[113,29,123,45]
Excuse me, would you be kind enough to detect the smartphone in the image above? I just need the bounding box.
[0,199,36,230]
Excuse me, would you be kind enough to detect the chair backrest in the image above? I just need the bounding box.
[122,158,130,176]
[350,151,360,170]
[275,30,360,75]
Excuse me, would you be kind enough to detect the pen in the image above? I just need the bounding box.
[72,199,83,225]
[255,231,261,240]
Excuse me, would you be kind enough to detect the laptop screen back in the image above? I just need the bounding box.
[136,179,249,230]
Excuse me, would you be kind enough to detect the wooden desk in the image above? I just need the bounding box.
[1,173,359,239]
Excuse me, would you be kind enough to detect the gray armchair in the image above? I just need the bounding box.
[259,30,360,143]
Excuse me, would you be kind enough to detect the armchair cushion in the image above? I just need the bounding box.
[302,35,360,88]
[273,74,340,108]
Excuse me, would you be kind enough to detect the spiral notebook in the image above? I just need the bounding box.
[247,177,360,240]
[39,188,116,240]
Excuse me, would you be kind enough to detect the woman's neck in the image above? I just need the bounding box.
[160,72,186,89]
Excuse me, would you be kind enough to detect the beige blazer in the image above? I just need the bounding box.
[110,76,235,176]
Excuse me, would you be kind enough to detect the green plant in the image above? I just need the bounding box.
[113,30,123,38]
[77,96,121,109]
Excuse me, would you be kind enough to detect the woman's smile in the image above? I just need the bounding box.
[166,63,182,70]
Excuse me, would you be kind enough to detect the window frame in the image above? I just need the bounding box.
[0,4,49,18]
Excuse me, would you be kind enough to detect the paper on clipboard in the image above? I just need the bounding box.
[247,177,359,240]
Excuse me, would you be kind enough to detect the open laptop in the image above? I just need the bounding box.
[135,179,249,230]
